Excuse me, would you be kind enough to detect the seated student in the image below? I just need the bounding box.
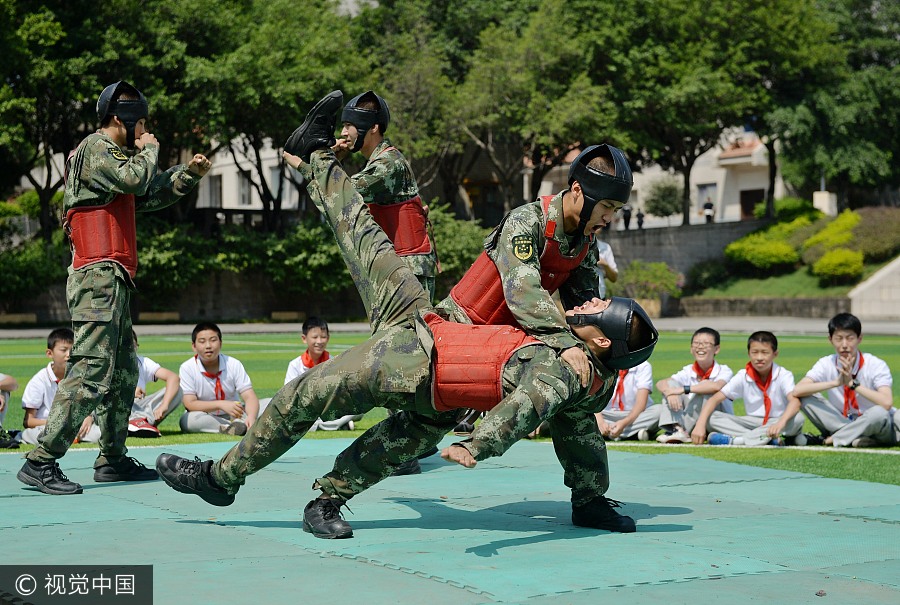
[155,94,659,539]
[284,317,357,431]
[691,331,804,446]
[595,360,659,441]
[178,323,261,435]
[0,370,20,448]
[793,313,896,448]
[128,330,183,438]
[21,329,101,445]
[655,327,734,444]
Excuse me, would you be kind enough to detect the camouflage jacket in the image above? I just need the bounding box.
[64,131,201,214]
[482,192,599,352]
[351,138,436,276]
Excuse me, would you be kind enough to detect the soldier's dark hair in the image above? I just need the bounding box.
[747,330,777,352]
[355,92,387,134]
[192,322,222,343]
[827,312,861,338]
[692,327,721,346]
[302,317,329,336]
[586,149,616,176]
[47,328,74,350]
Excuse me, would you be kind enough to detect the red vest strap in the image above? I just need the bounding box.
[367,195,432,256]
[425,312,540,412]
[66,194,138,277]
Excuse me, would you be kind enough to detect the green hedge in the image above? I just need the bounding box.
[811,248,864,284]
[609,260,682,299]
[753,196,822,222]
[0,231,68,313]
[725,232,800,271]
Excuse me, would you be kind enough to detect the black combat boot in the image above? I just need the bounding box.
[155,454,235,506]
[94,456,159,482]
[571,496,637,533]
[17,460,82,495]
[284,90,343,162]
[303,496,353,539]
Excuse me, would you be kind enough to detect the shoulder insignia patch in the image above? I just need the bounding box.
[108,147,128,161]
[512,235,535,262]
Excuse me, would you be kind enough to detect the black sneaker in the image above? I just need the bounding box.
[17,460,83,495]
[303,497,353,539]
[572,497,637,533]
[0,427,19,449]
[155,454,235,506]
[390,457,421,476]
[94,456,159,482]
[284,90,343,162]
[801,432,825,446]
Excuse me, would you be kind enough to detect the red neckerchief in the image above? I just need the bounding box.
[745,362,773,424]
[613,369,628,410]
[693,361,714,381]
[197,354,225,400]
[301,350,331,369]
[842,353,865,417]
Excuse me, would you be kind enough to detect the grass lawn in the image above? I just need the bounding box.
[2,330,898,485]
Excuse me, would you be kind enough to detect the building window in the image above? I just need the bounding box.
[207,175,222,208]
[238,174,252,206]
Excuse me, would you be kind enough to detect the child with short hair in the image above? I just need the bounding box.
[0,370,20,448]
[284,317,357,431]
[595,360,659,440]
[21,329,101,445]
[655,327,734,444]
[178,322,260,435]
[691,331,803,446]
[128,330,182,438]
[793,313,895,447]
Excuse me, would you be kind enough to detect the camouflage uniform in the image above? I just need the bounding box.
[27,132,202,466]
[437,194,600,352]
[351,138,437,301]
[212,149,616,507]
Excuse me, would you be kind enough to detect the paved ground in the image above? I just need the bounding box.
[2,439,899,604]
[2,316,899,339]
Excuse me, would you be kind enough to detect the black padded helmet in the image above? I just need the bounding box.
[568,144,633,233]
[341,91,390,152]
[566,297,658,370]
[96,81,148,148]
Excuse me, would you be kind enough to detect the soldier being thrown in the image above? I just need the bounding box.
[156,91,658,539]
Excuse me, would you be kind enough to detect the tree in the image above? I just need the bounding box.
[644,176,682,225]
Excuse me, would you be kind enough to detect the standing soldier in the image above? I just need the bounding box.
[333,91,438,301]
[16,81,212,495]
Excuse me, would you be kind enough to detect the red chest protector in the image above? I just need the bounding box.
[66,194,138,278]
[425,312,541,412]
[449,196,591,326]
[365,146,431,256]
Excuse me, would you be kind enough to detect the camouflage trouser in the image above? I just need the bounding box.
[212,150,458,498]
[27,263,137,466]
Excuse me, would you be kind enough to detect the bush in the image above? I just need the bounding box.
[801,209,860,264]
[811,248,864,284]
[0,200,23,219]
[753,196,821,222]
[852,207,900,262]
[264,217,351,296]
[15,189,64,220]
[684,259,733,294]
[614,260,682,299]
[725,232,800,271]
[134,226,220,310]
[644,177,682,219]
[0,231,68,312]
[428,202,491,299]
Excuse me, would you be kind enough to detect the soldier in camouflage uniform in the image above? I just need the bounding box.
[156,91,657,539]
[17,81,211,496]
[335,91,438,301]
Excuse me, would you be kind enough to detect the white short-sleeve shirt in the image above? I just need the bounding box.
[137,355,162,391]
[671,360,735,413]
[721,363,795,418]
[594,240,618,299]
[285,353,333,385]
[21,363,59,421]
[804,352,892,414]
[608,361,654,411]
[179,354,253,416]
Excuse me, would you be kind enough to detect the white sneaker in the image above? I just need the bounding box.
[851,436,878,448]
[637,429,650,441]
[659,428,691,444]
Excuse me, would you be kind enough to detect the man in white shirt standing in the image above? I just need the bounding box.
[793,313,895,447]
[178,323,260,435]
[594,237,618,299]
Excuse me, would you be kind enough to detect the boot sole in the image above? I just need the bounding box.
[284,90,343,157]
[17,469,83,495]
[302,520,353,539]
[156,461,235,507]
